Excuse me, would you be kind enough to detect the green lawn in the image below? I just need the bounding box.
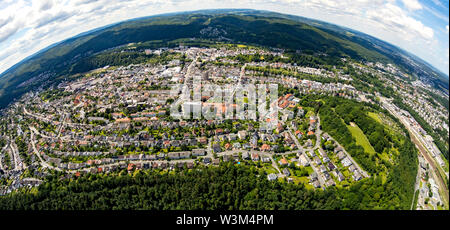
[291,176,312,188]
[368,112,382,124]
[263,165,278,174]
[347,122,377,156]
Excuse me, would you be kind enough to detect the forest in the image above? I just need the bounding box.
[299,95,418,209]
[0,161,412,210]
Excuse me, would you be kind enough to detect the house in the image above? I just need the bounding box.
[242,143,251,149]
[282,168,291,176]
[177,162,185,169]
[285,94,294,101]
[276,123,284,133]
[260,144,271,152]
[115,117,131,124]
[314,157,322,165]
[309,116,317,124]
[219,135,227,142]
[250,137,258,148]
[312,181,320,188]
[310,172,318,181]
[223,155,230,162]
[341,157,352,167]
[327,162,336,171]
[179,151,191,159]
[323,171,331,180]
[238,130,247,140]
[213,158,220,165]
[168,152,180,160]
[192,149,206,156]
[348,165,357,172]
[203,157,211,164]
[298,154,310,167]
[261,156,271,163]
[251,153,260,161]
[188,138,197,146]
[319,165,327,173]
[353,171,362,181]
[337,151,346,160]
[242,152,250,160]
[326,179,336,187]
[198,137,208,145]
[305,139,313,148]
[267,173,278,181]
[271,145,279,152]
[334,170,345,182]
[215,128,223,135]
[297,108,305,117]
[279,158,288,166]
[318,148,326,157]
[212,143,222,153]
[295,130,303,139]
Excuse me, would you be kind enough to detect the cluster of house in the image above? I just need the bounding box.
[73,149,276,176]
[0,177,43,196]
[41,148,209,170]
[246,61,351,81]
[334,147,363,180]
[299,137,364,188]
[246,71,358,99]
[0,45,383,194]
[211,124,298,153]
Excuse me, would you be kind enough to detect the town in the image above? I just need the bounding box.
[0,44,448,210]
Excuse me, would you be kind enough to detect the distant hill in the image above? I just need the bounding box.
[0,9,448,109]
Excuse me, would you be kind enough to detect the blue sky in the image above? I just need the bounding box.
[0,0,448,75]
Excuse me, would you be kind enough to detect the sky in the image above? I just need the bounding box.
[0,0,449,75]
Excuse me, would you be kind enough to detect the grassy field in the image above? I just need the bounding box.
[368,112,382,124]
[347,122,377,156]
[262,165,278,174]
[291,176,313,189]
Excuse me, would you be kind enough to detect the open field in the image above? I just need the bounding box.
[368,112,382,124]
[347,122,377,156]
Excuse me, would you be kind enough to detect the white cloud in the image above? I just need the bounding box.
[367,3,433,40]
[401,0,422,11]
[35,0,54,12]
[430,0,447,9]
[0,0,448,75]
[446,25,449,33]
[0,19,23,43]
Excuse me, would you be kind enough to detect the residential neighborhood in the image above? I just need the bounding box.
[0,45,447,210]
